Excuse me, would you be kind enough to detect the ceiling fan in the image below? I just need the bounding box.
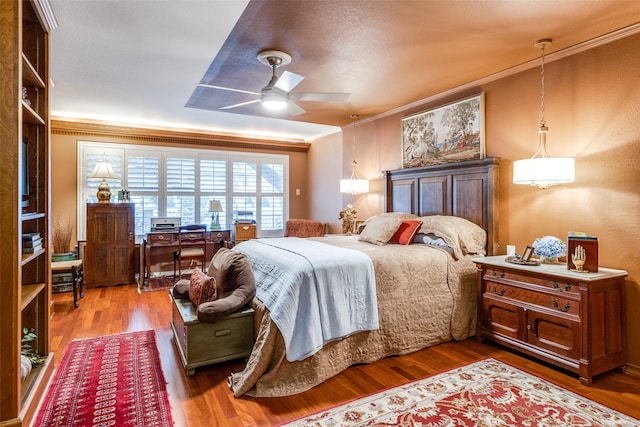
[198,49,350,116]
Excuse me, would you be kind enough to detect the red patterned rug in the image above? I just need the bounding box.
[34,330,173,427]
[282,358,639,426]
[140,274,177,293]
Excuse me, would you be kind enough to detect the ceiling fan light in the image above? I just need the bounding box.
[261,97,288,110]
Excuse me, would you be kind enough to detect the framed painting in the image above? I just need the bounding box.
[402,93,485,168]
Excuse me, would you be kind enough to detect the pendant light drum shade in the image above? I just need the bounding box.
[513,157,575,188]
[340,170,369,195]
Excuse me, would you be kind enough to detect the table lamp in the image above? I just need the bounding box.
[209,200,223,230]
[89,160,119,203]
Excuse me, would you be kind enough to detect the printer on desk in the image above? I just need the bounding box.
[150,217,182,232]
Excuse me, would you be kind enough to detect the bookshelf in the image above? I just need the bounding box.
[0,1,57,425]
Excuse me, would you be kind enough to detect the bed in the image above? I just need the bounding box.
[228,157,499,397]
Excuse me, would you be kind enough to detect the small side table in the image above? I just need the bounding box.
[51,259,84,308]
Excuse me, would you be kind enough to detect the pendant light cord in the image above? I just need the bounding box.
[539,43,546,128]
[534,39,552,159]
[350,114,359,171]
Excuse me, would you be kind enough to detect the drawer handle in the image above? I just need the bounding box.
[552,281,559,289]
[565,284,572,291]
[551,300,571,312]
[500,271,505,278]
[491,285,506,296]
[216,233,222,237]
[158,235,166,240]
[215,329,231,337]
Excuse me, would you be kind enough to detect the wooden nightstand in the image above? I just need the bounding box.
[473,255,627,385]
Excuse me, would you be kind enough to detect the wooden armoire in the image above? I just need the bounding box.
[85,203,135,287]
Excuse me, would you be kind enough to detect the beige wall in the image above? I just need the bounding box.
[311,34,640,372]
[50,131,310,245]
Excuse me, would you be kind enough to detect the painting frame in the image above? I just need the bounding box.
[402,93,485,168]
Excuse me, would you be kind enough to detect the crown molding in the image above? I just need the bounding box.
[51,119,310,153]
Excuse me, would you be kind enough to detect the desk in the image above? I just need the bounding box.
[144,230,230,281]
[51,259,84,307]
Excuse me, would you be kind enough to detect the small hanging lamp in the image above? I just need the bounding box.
[513,39,575,189]
[340,114,369,195]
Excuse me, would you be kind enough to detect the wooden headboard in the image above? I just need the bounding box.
[383,157,500,255]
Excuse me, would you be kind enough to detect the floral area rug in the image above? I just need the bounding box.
[34,330,173,427]
[282,358,639,426]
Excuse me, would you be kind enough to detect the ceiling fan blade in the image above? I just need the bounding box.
[291,92,351,102]
[198,83,260,96]
[219,99,260,110]
[274,71,305,93]
[286,100,306,116]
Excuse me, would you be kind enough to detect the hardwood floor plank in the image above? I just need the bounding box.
[49,285,640,426]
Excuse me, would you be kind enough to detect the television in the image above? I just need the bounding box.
[21,138,29,208]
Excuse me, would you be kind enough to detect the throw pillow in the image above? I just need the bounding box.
[358,214,406,245]
[188,268,217,306]
[389,219,422,245]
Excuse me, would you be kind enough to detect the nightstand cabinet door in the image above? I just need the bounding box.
[474,256,627,386]
[527,310,581,360]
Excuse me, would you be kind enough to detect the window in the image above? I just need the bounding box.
[77,142,288,241]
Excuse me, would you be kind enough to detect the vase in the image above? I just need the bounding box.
[541,256,559,264]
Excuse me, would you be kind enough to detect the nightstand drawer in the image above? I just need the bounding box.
[483,267,579,296]
[483,282,579,316]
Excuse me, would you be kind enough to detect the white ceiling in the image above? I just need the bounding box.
[49,0,640,142]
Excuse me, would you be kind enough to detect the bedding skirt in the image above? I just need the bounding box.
[229,235,478,397]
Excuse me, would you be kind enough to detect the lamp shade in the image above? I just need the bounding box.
[340,178,369,195]
[513,157,575,189]
[208,199,223,212]
[89,160,119,180]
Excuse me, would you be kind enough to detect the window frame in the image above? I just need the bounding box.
[77,141,289,241]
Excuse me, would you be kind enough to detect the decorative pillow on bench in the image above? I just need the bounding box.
[188,268,217,306]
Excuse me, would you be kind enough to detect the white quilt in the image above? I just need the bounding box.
[234,237,378,361]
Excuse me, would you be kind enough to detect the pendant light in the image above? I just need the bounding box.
[513,39,574,189]
[340,115,369,195]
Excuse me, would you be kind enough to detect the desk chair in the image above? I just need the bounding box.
[173,225,207,279]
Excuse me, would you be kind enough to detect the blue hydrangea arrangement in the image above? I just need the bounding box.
[532,235,566,258]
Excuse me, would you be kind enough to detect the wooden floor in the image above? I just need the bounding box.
[50,284,640,427]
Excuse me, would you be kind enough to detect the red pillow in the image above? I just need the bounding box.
[189,268,217,306]
[389,219,422,245]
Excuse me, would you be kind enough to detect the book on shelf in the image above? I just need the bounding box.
[22,237,43,248]
[567,233,598,272]
[23,243,43,254]
[22,232,41,241]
